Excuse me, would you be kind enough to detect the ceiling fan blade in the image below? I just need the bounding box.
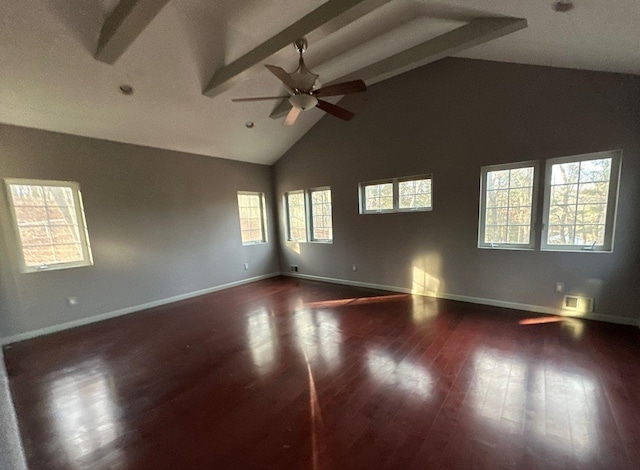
[284,107,302,126]
[232,96,289,102]
[265,65,298,90]
[316,99,355,121]
[313,80,366,98]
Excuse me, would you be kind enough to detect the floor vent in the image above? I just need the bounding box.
[563,295,594,313]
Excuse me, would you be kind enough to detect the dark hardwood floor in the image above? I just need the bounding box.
[4,276,640,469]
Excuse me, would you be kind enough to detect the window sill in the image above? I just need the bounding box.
[541,247,612,253]
[478,245,535,251]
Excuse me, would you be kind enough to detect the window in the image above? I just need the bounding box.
[479,162,538,249]
[310,188,333,242]
[237,192,267,245]
[286,191,307,242]
[284,188,334,243]
[398,177,432,211]
[542,150,621,252]
[359,175,432,214]
[5,179,93,272]
[362,181,394,213]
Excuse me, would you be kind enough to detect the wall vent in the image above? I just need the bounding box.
[290,265,299,273]
[562,295,594,313]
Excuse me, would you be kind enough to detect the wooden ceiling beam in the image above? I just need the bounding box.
[95,0,172,64]
[202,0,393,98]
[270,16,527,119]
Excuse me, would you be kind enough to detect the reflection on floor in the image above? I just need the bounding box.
[3,276,640,469]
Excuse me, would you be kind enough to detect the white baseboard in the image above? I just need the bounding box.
[281,272,638,327]
[1,273,280,345]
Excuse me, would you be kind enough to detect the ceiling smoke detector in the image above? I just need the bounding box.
[552,1,575,12]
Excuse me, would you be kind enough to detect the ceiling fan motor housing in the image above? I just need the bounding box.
[289,94,318,110]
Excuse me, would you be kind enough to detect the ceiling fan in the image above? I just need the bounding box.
[232,38,367,126]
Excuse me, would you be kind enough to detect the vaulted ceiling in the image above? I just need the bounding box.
[1,0,638,165]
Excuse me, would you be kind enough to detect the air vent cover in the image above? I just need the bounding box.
[563,295,594,313]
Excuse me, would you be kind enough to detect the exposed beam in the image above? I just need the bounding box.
[95,0,172,64]
[203,0,393,98]
[270,17,527,119]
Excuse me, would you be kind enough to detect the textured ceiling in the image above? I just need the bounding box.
[0,0,638,165]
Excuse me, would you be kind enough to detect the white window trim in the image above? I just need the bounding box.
[4,178,93,273]
[237,191,268,245]
[359,174,433,214]
[309,187,333,243]
[540,150,621,253]
[478,161,539,251]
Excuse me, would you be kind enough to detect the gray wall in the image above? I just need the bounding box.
[0,124,279,339]
[274,58,640,323]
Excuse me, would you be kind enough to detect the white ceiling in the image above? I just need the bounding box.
[0,0,638,165]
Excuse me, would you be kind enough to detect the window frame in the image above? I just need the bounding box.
[396,175,433,213]
[4,178,93,273]
[540,150,621,253]
[308,187,333,243]
[359,174,433,214]
[478,161,539,251]
[285,190,308,242]
[236,191,268,246]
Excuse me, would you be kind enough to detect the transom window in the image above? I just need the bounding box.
[398,177,432,211]
[363,182,394,212]
[237,192,267,245]
[542,151,621,252]
[479,162,537,249]
[310,188,333,242]
[359,175,433,214]
[5,179,93,272]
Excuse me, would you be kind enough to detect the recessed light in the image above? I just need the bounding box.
[245,121,255,128]
[552,1,574,12]
[119,84,134,95]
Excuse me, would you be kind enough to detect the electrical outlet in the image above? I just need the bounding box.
[352,264,357,272]
[243,263,249,270]
[66,296,78,306]
[555,282,564,293]
[290,265,299,272]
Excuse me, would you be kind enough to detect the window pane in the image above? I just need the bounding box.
[577,182,609,204]
[237,192,266,244]
[484,226,507,244]
[551,162,579,185]
[287,192,307,242]
[547,225,575,245]
[311,189,332,241]
[550,184,578,205]
[399,178,432,210]
[481,165,535,247]
[10,185,44,206]
[54,244,84,263]
[579,158,611,183]
[486,189,508,208]
[18,226,52,247]
[364,183,393,211]
[23,245,56,267]
[509,167,534,188]
[487,170,509,190]
[545,153,618,250]
[7,181,91,270]
[14,206,48,225]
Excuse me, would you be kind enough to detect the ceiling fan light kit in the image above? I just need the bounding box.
[232,38,367,126]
